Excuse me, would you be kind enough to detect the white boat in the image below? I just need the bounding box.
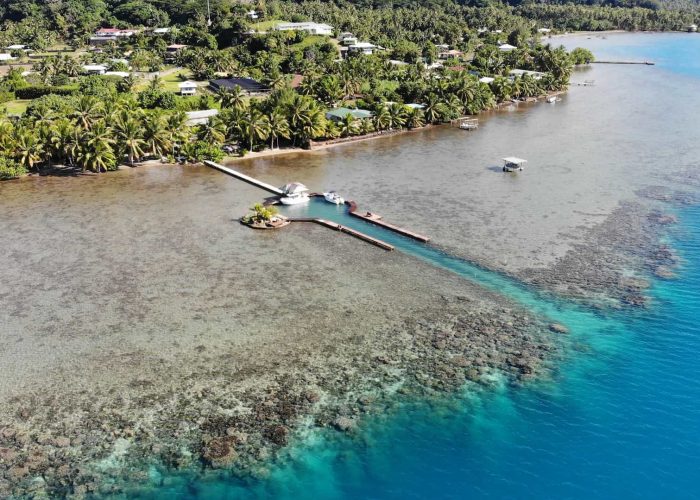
[323,191,345,205]
[546,96,560,103]
[280,182,310,205]
[502,157,527,172]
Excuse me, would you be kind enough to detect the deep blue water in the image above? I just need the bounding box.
[137,34,700,498]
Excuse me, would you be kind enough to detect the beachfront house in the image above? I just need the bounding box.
[185,109,219,126]
[179,81,198,96]
[83,64,107,75]
[210,77,269,95]
[275,22,334,36]
[509,69,545,80]
[325,107,373,123]
[498,43,517,52]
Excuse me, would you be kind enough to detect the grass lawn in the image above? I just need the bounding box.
[250,19,286,31]
[289,35,327,50]
[3,100,30,115]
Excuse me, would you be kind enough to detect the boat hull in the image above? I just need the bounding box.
[280,195,310,205]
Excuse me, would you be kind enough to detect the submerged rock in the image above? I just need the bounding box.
[548,323,569,334]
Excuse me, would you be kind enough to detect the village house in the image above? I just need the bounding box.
[509,69,545,80]
[275,22,333,36]
[178,81,198,96]
[83,64,108,75]
[338,32,358,46]
[325,107,373,122]
[210,77,269,95]
[347,42,382,56]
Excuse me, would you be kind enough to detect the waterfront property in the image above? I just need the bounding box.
[325,107,373,122]
[510,69,545,80]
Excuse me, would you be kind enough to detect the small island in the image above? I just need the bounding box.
[241,202,289,229]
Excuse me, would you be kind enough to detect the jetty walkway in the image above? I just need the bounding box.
[203,161,428,251]
[203,160,283,195]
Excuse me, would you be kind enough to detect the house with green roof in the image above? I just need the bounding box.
[325,107,373,122]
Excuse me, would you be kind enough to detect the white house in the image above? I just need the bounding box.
[83,64,107,75]
[275,22,333,36]
[347,42,382,55]
[479,76,495,84]
[509,69,545,80]
[498,43,517,52]
[153,27,171,35]
[6,44,27,51]
[537,28,552,34]
[0,54,16,62]
[105,71,131,78]
[95,28,134,38]
[178,81,198,96]
[688,24,698,32]
[246,10,259,20]
[338,32,358,45]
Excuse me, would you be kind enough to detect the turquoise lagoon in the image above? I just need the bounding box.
[143,34,700,498]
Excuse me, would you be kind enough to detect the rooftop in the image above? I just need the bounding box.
[325,107,373,120]
[210,77,269,93]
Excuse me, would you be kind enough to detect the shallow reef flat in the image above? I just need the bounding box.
[0,168,560,497]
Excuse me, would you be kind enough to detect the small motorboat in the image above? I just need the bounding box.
[323,191,345,205]
[546,96,560,103]
[280,182,310,205]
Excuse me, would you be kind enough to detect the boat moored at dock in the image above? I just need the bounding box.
[323,191,345,205]
[280,182,310,205]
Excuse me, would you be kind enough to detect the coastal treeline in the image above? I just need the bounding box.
[0,35,577,178]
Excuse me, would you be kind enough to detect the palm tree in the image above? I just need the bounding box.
[76,136,116,173]
[422,94,445,124]
[490,77,513,102]
[387,103,408,130]
[113,112,145,165]
[0,119,14,156]
[267,111,290,149]
[14,128,44,171]
[339,114,358,137]
[142,112,172,158]
[218,86,247,112]
[239,109,270,152]
[72,96,103,131]
[406,108,425,129]
[197,115,227,145]
[373,106,391,131]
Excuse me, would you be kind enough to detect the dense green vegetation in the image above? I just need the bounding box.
[0,0,696,177]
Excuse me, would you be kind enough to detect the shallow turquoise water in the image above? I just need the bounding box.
[139,34,700,498]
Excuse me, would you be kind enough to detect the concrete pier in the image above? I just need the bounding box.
[203,161,283,195]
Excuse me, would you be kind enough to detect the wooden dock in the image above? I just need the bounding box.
[290,218,395,251]
[203,160,283,195]
[347,202,430,242]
